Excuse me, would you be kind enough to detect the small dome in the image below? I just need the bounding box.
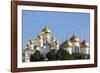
[52,37,59,44]
[29,37,34,44]
[42,26,51,33]
[81,40,89,48]
[70,33,80,42]
[66,40,73,48]
[37,35,43,39]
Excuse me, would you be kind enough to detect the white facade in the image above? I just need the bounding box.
[64,48,72,54]
[38,38,44,48]
[28,43,34,50]
[42,45,51,55]
[24,26,59,62]
[23,28,90,62]
[24,49,34,62]
[72,42,80,54]
[80,40,89,54]
[45,34,51,44]
[80,48,89,54]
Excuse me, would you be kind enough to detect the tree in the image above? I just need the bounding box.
[46,49,57,61]
[72,53,88,59]
[56,49,72,60]
[30,50,45,62]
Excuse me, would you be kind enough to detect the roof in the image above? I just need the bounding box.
[80,40,89,48]
[42,26,51,33]
[70,33,80,42]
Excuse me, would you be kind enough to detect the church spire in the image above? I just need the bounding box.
[42,26,51,33]
[29,37,34,44]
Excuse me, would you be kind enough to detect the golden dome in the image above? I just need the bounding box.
[42,26,51,33]
[37,35,43,39]
[70,33,80,42]
[66,40,73,48]
[29,37,34,44]
[80,40,89,48]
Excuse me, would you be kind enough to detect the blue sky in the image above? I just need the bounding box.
[22,10,90,49]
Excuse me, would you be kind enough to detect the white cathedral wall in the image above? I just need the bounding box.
[25,51,31,62]
[25,56,30,62]
[38,39,44,47]
[63,48,72,54]
[80,48,89,54]
[42,45,51,55]
[36,46,42,52]
[33,40,39,46]
[80,48,83,54]
[45,34,52,44]
[29,44,34,50]
[85,48,89,54]
[68,48,72,54]
[56,44,59,50]
[24,49,35,62]
[72,42,80,53]
[72,46,80,53]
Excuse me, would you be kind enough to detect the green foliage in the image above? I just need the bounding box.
[30,50,45,61]
[56,49,72,60]
[72,53,89,59]
[30,48,89,62]
[46,49,57,61]
[46,49,73,61]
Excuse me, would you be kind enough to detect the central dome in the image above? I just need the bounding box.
[66,40,73,48]
[42,26,51,33]
[70,33,80,42]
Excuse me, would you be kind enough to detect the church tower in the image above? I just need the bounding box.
[37,35,43,48]
[28,37,34,50]
[51,37,59,50]
[24,44,33,62]
[42,26,51,44]
[80,40,89,54]
[70,33,80,54]
[64,40,73,54]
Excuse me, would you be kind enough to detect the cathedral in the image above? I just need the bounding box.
[23,26,59,62]
[23,26,90,62]
[59,33,89,55]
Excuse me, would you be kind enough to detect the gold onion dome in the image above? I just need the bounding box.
[81,40,89,48]
[29,37,34,44]
[42,26,51,33]
[70,33,80,42]
[66,40,73,48]
[37,35,43,39]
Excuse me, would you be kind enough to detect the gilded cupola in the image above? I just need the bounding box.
[70,33,80,42]
[42,26,51,34]
[66,40,73,48]
[29,37,34,44]
[80,40,89,48]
